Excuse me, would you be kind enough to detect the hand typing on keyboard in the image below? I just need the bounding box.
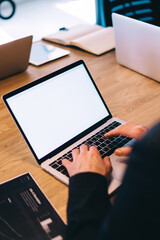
[104,122,148,157]
[54,121,148,178]
[62,144,112,178]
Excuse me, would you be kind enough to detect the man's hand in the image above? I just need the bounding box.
[104,122,148,157]
[62,144,112,178]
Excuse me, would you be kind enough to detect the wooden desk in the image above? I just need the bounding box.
[0,45,160,223]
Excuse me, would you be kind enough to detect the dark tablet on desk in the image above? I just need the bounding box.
[0,173,66,239]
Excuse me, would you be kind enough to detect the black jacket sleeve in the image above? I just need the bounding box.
[102,121,160,240]
[66,122,160,240]
[66,173,111,240]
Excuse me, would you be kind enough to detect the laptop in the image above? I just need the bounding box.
[0,35,32,80]
[3,60,134,195]
[112,13,160,83]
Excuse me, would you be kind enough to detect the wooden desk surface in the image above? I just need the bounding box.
[0,45,160,223]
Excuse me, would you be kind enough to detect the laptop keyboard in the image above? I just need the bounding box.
[49,121,132,177]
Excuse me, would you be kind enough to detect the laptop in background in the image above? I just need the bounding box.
[112,13,160,83]
[0,35,32,80]
[3,60,134,195]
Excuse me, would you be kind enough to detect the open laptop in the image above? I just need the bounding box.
[0,35,32,80]
[112,13,160,83]
[3,60,134,195]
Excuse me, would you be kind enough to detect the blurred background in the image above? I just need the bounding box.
[0,0,96,41]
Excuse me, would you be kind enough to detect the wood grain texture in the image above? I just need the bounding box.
[0,43,160,222]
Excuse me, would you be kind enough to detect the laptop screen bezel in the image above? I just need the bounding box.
[3,60,112,165]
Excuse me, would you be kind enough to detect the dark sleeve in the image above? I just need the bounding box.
[98,122,160,240]
[66,172,111,240]
[66,122,160,240]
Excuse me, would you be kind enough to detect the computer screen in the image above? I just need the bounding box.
[6,63,110,159]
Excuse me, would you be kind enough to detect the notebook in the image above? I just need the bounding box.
[3,60,134,195]
[43,24,115,55]
[0,35,32,80]
[112,13,160,83]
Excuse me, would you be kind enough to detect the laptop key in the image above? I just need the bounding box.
[106,149,115,156]
[50,163,59,169]
[61,168,69,177]
[57,159,62,165]
[57,165,66,172]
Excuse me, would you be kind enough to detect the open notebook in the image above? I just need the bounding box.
[43,24,115,55]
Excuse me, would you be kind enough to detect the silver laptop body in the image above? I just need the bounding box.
[3,60,134,195]
[112,13,160,83]
[0,35,32,80]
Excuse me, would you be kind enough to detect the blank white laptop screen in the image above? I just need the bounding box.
[6,64,109,160]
